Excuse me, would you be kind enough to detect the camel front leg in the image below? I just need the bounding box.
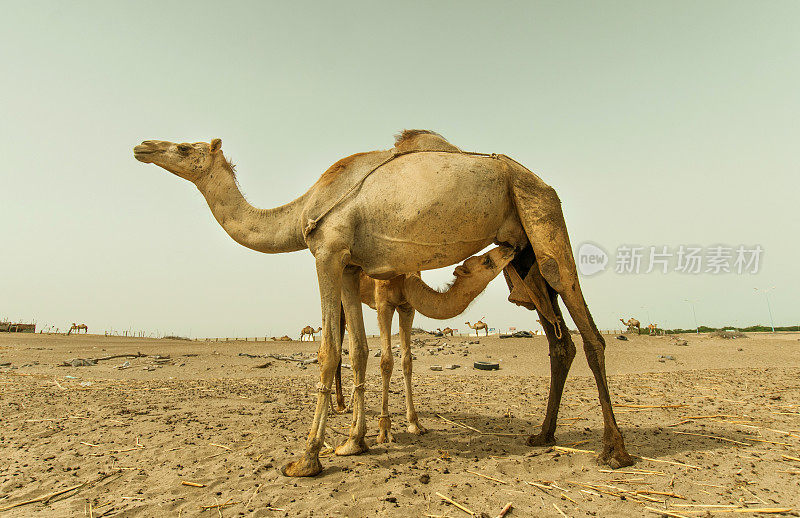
[375,302,396,443]
[281,249,347,477]
[335,266,370,456]
[398,304,426,435]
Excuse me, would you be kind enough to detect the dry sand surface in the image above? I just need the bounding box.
[1,331,800,517]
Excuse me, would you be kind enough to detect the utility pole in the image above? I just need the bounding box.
[754,287,776,333]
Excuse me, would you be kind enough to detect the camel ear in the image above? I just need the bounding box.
[454,265,472,277]
[210,138,222,153]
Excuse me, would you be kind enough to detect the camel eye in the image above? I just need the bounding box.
[177,144,191,154]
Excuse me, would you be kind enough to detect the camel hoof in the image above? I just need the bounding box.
[408,422,427,435]
[598,445,635,469]
[526,433,556,447]
[377,430,395,444]
[280,455,322,477]
[330,404,348,415]
[335,437,369,456]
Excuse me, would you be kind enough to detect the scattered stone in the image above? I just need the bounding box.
[374,350,381,357]
[445,364,460,370]
[64,358,96,367]
[143,365,156,371]
[419,474,430,484]
[616,335,628,341]
[79,381,92,387]
[430,365,443,371]
[117,361,131,370]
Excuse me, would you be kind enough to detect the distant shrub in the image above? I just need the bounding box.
[162,335,191,341]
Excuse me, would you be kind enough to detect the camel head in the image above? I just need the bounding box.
[453,245,516,279]
[134,138,224,183]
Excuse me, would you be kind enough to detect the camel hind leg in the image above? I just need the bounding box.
[376,302,396,444]
[332,305,347,414]
[398,304,426,435]
[513,178,633,468]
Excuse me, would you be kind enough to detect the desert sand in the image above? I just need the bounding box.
[1,331,799,517]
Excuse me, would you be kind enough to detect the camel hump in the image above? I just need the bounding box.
[393,129,461,154]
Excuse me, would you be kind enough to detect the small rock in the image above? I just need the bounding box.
[374,351,381,357]
[616,335,628,341]
[143,365,155,371]
[419,474,430,484]
[384,496,397,503]
[445,364,460,370]
[430,365,443,371]
[67,358,96,367]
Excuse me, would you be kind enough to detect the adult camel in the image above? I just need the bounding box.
[133,130,632,476]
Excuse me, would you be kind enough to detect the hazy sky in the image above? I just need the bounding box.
[2,1,798,337]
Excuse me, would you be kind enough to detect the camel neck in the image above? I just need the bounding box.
[194,162,308,254]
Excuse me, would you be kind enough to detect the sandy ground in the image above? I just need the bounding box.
[1,331,799,517]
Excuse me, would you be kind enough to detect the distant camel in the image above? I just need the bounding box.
[465,319,489,336]
[437,327,455,337]
[620,318,641,334]
[67,323,88,335]
[647,324,661,336]
[271,335,293,341]
[300,326,322,341]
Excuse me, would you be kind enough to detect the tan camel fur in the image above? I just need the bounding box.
[271,335,293,342]
[437,327,455,337]
[332,245,515,444]
[465,319,489,336]
[620,318,641,334]
[300,326,322,341]
[647,323,661,336]
[134,130,633,476]
[403,247,515,319]
[67,323,88,335]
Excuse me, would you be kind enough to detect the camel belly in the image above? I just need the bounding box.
[347,153,523,277]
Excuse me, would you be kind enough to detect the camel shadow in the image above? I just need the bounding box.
[346,410,747,469]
